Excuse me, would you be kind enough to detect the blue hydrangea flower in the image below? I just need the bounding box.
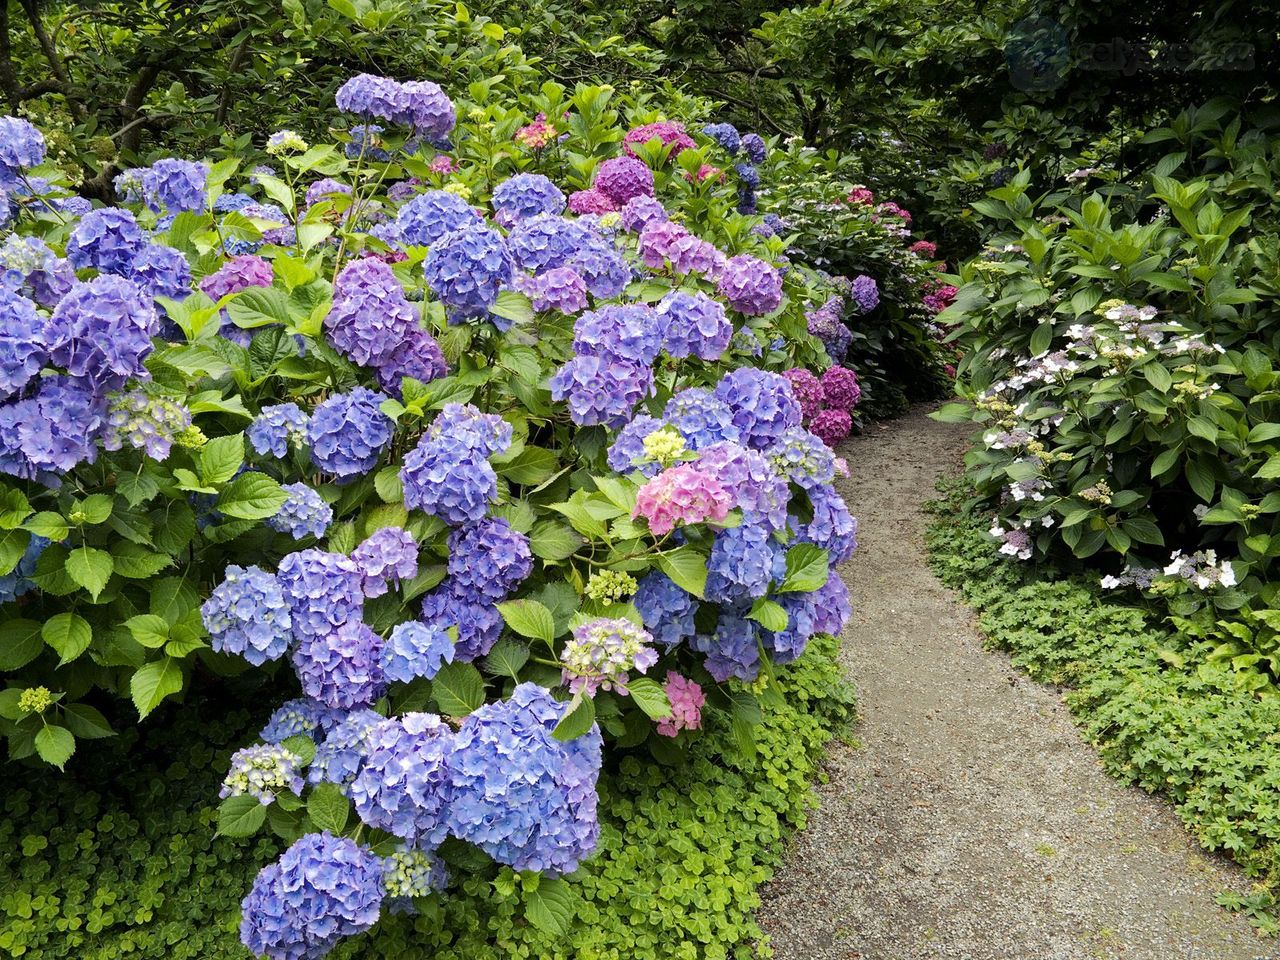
[0,116,45,188]
[607,414,665,477]
[491,173,565,225]
[698,440,790,532]
[221,744,305,804]
[309,708,384,789]
[0,535,48,605]
[249,402,310,458]
[419,579,503,661]
[345,123,390,161]
[572,303,664,366]
[705,521,784,603]
[47,275,158,391]
[0,234,73,308]
[734,163,760,189]
[0,375,106,477]
[0,287,47,399]
[633,571,697,648]
[65,207,145,275]
[239,832,383,960]
[336,74,455,140]
[401,436,498,527]
[767,427,836,490]
[713,368,801,450]
[742,132,766,164]
[797,483,858,565]
[657,291,732,361]
[506,214,590,274]
[566,232,630,299]
[276,549,364,642]
[446,518,532,602]
[140,158,208,213]
[102,390,191,460]
[350,714,454,844]
[308,388,393,479]
[393,189,482,247]
[809,572,852,636]
[423,223,514,324]
[260,698,346,744]
[427,403,512,457]
[202,564,294,665]
[762,591,819,665]
[126,243,192,300]
[214,192,256,213]
[269,483,333,539]
[662,389,740,450]
[292,620,387,710]
[381,621,455,682]
[325,258,418,369]
[352,526,419,598]
[447,683,602,875]
[516,266,589,315]
[550,354,652,428]
[691,609,761,681]
[702,122,741,155]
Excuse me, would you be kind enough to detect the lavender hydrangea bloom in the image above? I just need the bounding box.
[269,483,334,539]
[394,190,482,247]
[276,549,364,642]
[309,708,383,788]
[214,192,256,213]
[127,243,191,300]
[566,232,630,299]
[448,683,602,875]
[716,254,782,315]
[47,275,158,390]
[260,698,345,744]
[691,610,761,682]
[325,258,418,368]
[352,526,419,598]
[249,402,309,458]
[809,572,852,636]
[663,388,743,454]
[0,117,45,188]
[446,518,532,601]
[507,214,590,274]
[350,714,454,844]
[767,427,836,490]
[381,621,455,682]
[424,223,515,325]
[633,571,698,648]
[374,327,448,396]
[202,565,294,665]
[713,368,801,450]
[102,390,191,459]
[806,297,852,361]
[419,579,503,660]
[140,158,208,213]
[492,173,566,224]
[239,832,383,960]
[594,156,654,206]
[742,132,766,164]
[292,620,387,710]
[305,178,352,208]
[550,354,652,428]
[516,267,588,315]
[221,744,305,804]
[607,414,665,476]
[706,521,783,603]
[0,376,106,477]
[620,194,667,234]
[572,303,664,365]
[0,235,74,308]
[698,440,790,532]
[65,208,145,275]
[199,254,273,301]
[0,288,46,398]
[851,274,879,313]
[428,403,513,457]
[308,388,393,479]
[656,291,732,361]
[797,483,858,564]
[401,436,499,527]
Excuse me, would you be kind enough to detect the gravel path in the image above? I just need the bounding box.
[757,405,1267,960]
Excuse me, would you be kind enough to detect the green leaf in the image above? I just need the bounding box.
[779,544,829,593]
[42,613,92,665]
[218,472,288,520]
[0,619,44,671]
[374,467,403,503]
[124,614,171,649]
[281,734,317,766]
[627,676,672,720]
[217,795,267,837]
[497,446,558,486]
[1143,362,1173,392]
[495,599,556,644]
[482,638,530,679]
[0,528,30,576]
[747,598,789,632]
[657,546,708,599]
[65,546,113,599]
[1187,416,1218,441]
[225,286,292,330]
[552,691,596,741]
[131,657,184,719]
[34,725,75,770]
[62,703,115,740]
[524,876,577,936]
[529,520,585,562]
[307,782,351,834]
[23,511,69,541]
[490,289,535,326]
[76,494,114,524]
[111,543,173,579]
[432,662,486,716]
[1028,320,1054,358]
[200,433,246,485]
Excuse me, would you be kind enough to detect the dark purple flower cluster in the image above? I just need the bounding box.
[550,354,652,428]
[594,156,654,207]
[292,619,387,709]
[336,73,456,141]
[423,223,514,324]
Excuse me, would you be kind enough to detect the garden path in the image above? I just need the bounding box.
[757,405,1266,960]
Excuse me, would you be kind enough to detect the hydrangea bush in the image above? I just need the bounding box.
[0,76,862,957]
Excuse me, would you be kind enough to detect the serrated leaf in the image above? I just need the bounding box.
[307,782,351,834]
[495,599,556,644]
[627,676,672,720]
[43,613,92,665]
[482,638,530,679]
[747,598,789,632]
[225,286,292,330]
[131,657,184,719]
[34,725,75,769]
[111,543,173,579]
[217,795,267,837]
[524,876,576,936]
[374,467,403,503]
[218,472,288,520]
[656,546,708,599]
[23,511,69,541]
[552,692,596,741]
[0,619,44,671]
[65,546,113,599]
[200,433,246,485]
[497,446,558,485]
[62,703,115,740]
[432,661,486,716]
[779,544,829,593]
[529,520,584,562]
[124,614,171,649]
[0,528,29,576]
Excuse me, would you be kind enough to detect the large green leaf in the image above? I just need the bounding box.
[217,795,267,837]
[627,676,672,720]
[307,782,351,834]
[524,877,577,936]
[65,546,113,599]
[218,473,288,520]
[43,613,92,665]
[496,599,557,644]
[657,546,708,599]
[131,657,184,719]
[432,662,486,716]
[778,544,829,593]
[34,725,75,770]
[0,619,44,671]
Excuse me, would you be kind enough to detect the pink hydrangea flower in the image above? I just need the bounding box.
[594,156,654,206]
[876,201,912,224]
[638,221,724,278]
[783,368,825,423]
[820,365,861,411]
[922,283,958,314]
[515,114,556,150]
[810,408,852,447]
[683,164,723,184]
[623,121,696,162]
[909,240,938,259]
[657,672,705,737]
[633,464,732,536]
[846,185,874,205]
[429,155,455,174]
[567,188,616,215]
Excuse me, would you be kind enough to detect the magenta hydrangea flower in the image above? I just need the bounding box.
[656,673,705,737]
[199,255,273,301]
[594,156,654,206]
[633,463,732,536]
[783,368,825,423]
[638,221,724,278]
[516,267,588,315]
[566,188,615,215]
[820,365,861,411]
[623,121,696,161]
[716,254,782,315]
[810,408,852,446]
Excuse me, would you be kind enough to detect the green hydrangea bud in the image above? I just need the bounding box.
[585,569,638,604]
[176,425,208,449]
[641,427,686,467]
[18,686,53,714]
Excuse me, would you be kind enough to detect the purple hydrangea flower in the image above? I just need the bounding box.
[809,571,852,636]
[268,483,333,539]
[393,190,482,247]
[566,231,630,299]
[662,389,740,451]
[447,683,602,874]
[797,483,858,564]
[276,549,364,642]
[305,178,352,208]
[325,257,418,368]
[851,274,879,313]
[713,368,801,450]
[310,708,384,788]
[446,518,532,601]
[65,208,145,275]
[401,436,499,527]
[594,156,654,207]
[292,620,387,710]
[0,235,74,308]
[0,288,46,398]
[633,571,698,648]
[260,698,345,744]
[428,403,513,457]
[742,133,766,164]
[572,303,664,365]
[516,267,588,314]
[767,427,836,490]
[0,116,45,188]
[638,221,724,278]
[127,243,192,300]
[550,354,652,428]
[492,173,566,224]
[140,158,208,213]
[47,275,158,391]
[419,579,503,661]
[381,621,455,682]
[619,194,667,234]
[607,414,665,477]
[702,122,741,155]
[423,223,515,325]
[350,714,454,844]
[352,526,420,598]
[200,255,274,301]
[0,375,106,477]
[656,291,731,361]
[249,402,309,458]
[506,214,591,274]
[691,609,761,682]
[698,440,789,532]
[240,832,383,960]
[202,564,294,665]
[716,254,782,315]
[375,327,448,396]
[307,388,393,479]
[706,521,784,603]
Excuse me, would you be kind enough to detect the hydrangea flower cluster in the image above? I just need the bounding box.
[446,518,532,601]
[350,713,454,844]
[594,156,654,206]
[623,121,695,161]
[657,673,705,737]
[221,744,305,804]
[268,483,333,539]
[381,621,454,682]
[393,190,482,246]
[663,389,741,450]
[401,407,509,527]
[260,698,344,744]
[633,464,732,536]
[292,620,387,709]
[717,254,783,315]
[424,223,515,324]
[656,291,732,361]
[491,173,565,224]
[713,368,801,449]
[47,275,158,391]
[0,116,45,188]
[102,390,192,459]
[550,353,653,428]
[140,158,208,213]
[638,221,724,277]
[307,388,393,479]
[352,526,420,598]
[382,846,448,912]
[336,73,456,141]
[202,564,294,665]
[620,194,667,233]
[276,549,365,642]
[517,266,588,314]
[249,402,310,458]
[310,709,383,789]
[561,618,658,695]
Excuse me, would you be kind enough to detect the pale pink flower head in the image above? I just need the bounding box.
[567,188,616,215]
[633,463,732,536]
[429,155,456,174]
[657,672,705,737]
